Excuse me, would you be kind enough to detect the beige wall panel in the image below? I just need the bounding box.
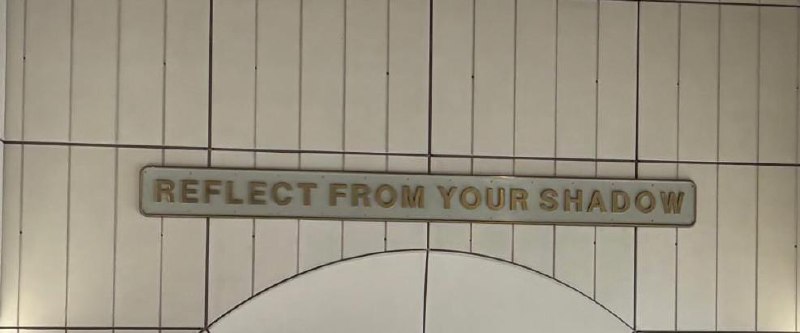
[208,151,254,320]
[0,146,21,326]
[553,161,595,296]
[67,147,115,326]
[511,159,554,276]
[757,166,796,330]
[114,149,161,326]
[300,0,344,151]
[676,164,717,330]
[256,0,300,150]
[758,7,798,164]
[71,0,118,143]
[431,0,472,155]
[254,153,299,291]
[597,1,636,160]
[555,0,596,159]
[117,0,164,145]
[386,156,428,250]
[719,6,758,163]
[23,0,70,142]
[638,2,678,161]
[678,5,719,162]
[5,0,23,140]
[636,163,678,330]
[211,0,255,149]
[298,153,343,271]
[428,157,471,251]
[471,159,513,260]
[387,0,428,154]
[514,0,556,158]
[161,150,207,327]
[345,0,388,153]
[472,0,513,157]
[342,155,386,257]
[164,0,209,147]
[595,162,634,326]
[18,146,68,326]
[717,165,756,330]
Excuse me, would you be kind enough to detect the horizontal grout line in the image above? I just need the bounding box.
[607,0,800,8]
[3,139,800,167]
[0,326,204,330]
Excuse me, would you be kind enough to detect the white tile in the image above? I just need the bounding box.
[678,4,719,162]
[298,220,342,271]
[161,150,207,327]
[553,161,595,296]
[164,0,209,147]
[757,166,796,331]
[717,165,756,330]
[431,0,472,154]
[636,163,678,330]
[387,0,429,154]
[117,0,165,145]
[472,0,514,156]
[19,146,69,326]
[5,0,24,140]
[71,0,118,144]
[676,164,717,330]
[638,2,679,161]
[23,0,71,141]
[555,0,597,159]
[344,0,388,153]
[114,149,161,326]
[0,146,22,326]
[256,0,300,150]
[514,0,556,158]
[719,6,758,163]
[67,147,115,326]
[511,159,555,275]
[300,0,344,151]
[758,7,798,164]
[212,0,256,149]
[597,1,636,160]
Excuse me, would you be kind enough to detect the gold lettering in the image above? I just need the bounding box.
[351,184,371,207]
[329,183,347,206]
[635,191,655,213]
[459,186,481,210]
[611,190,630,213]
[225,181,244,204]
[587,190,607,212]
[203,180,222,203]
[181,179,198,203]
[401,186,425,208]
[155,179,175,203]
[298,183,317,206]
[375,184,397,208]
[272,182,293,206]
[248,181,267,204]
[563,189,583,212]
[510,188,528,211]
[539,189,558,211]
[660,191,684,214]
[486,188,505,211]
[438,186,457,209]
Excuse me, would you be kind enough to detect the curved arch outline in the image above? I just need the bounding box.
[204,248,634,332]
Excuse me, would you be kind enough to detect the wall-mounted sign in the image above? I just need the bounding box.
[139,166,696,227]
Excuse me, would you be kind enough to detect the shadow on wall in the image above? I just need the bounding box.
[207,250,632,333]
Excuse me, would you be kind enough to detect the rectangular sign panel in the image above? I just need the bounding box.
[140,166,696,227]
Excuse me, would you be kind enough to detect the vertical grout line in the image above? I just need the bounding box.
[340,0,347,261]
[755,1,761,329]
[633,0,640,329]
[384,0,390,252]
[296,0,303,275]
[469,0,476,254]
[158,0,168,329]
[593,0,600,301]
[111,0,121,329]
[64,0,75,326]
[715,2,721,331]
[552,0,559,278]
[15,0,27,326]
[423,0,433,331]
[674,3,682,330]
[203,0,213,330]
[795,1,800,330]
[251,0,258,298]
[511,0,517,263]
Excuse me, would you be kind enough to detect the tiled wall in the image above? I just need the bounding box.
[1,0,799,332]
